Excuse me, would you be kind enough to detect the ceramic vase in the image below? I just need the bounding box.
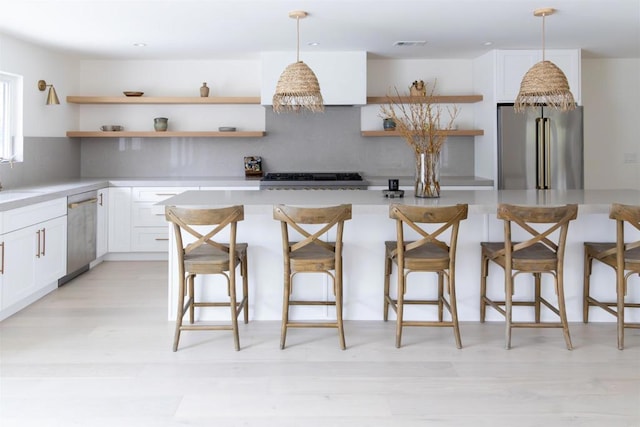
[154,117,168,132]
[415,151,440,198]
[200,82,209,97]
[383,117,396,131]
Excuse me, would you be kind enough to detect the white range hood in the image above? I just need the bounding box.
[261,51,367,106]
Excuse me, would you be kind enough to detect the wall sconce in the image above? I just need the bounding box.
[37,80,60,105]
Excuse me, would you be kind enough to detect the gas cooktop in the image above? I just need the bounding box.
[260,172,367,190]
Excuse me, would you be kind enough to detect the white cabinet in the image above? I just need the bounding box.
[131,187,196,252]
[34,216,67,286]
[0,198,67,320]
[108,187,132,252]
[495,49,581,105]
[96,188,108,258]
[107,187,196,253]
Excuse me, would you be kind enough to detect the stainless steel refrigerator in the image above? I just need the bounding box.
[497,104,583,190]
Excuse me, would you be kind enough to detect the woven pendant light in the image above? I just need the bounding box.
[273,10,324,113]
[515,8,576,112]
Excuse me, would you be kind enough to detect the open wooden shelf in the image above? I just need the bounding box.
[67,131,266,138]
[66,96,262,105]
[361,129,484,137]
[366,95,483,104]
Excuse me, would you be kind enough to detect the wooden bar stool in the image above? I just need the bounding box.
[383,204,468,348]
[165,205,248,351]
[584,203,640,349]
[480,204,577,350]
[273,204,352,350]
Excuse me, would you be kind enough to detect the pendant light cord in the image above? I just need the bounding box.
[296,16,300,62]
[541,13,546,61]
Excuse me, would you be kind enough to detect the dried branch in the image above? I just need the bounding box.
[379,80,460,155]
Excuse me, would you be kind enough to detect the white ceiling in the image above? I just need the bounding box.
[0,0,638,60]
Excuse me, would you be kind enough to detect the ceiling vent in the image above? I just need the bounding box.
[394,41,427,47]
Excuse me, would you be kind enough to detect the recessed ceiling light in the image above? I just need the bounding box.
[308,42,319,46]
[133,43,147,47]
[394,41,427,47]
[483,41,494,46]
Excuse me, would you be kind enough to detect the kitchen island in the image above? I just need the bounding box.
[159,189,640,323]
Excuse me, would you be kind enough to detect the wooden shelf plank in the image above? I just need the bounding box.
[66,131,266,138]
[66,96,262,105]
[366,95,483,104]
[361,129,484,137]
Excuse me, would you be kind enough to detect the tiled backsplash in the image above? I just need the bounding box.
[79,106,475,178]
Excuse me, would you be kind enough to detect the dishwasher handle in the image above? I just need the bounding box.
[68,198,98,209]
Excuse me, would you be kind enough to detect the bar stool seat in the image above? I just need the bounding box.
[584,203,640,349]
[480,203,578,350]
[165,205,249,352]
[384,203,468,349]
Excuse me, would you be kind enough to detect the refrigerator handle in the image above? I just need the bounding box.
[544,118,551,189]
[536,117,545,189]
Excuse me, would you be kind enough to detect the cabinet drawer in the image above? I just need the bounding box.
[132,203,167,227]
[131,226,170,252]
[132,187,196,202]
[3,198,67,234]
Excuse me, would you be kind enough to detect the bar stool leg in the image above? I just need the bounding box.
[448,272,462,349]
[188,274,196,324]
[335,274,346,350]
[438,272,444,322]
[505,273,514,350]
[534,272,541,323]
[242,254,249,324]
[173,275,187,352]
[383,254,392,322]
[617,268,625,350]
[556,275,573,350]
[583,249,592,323]
[395,272,405,348]
[229,274,240,351]
[280,271,291,350]
[480,253,489,323]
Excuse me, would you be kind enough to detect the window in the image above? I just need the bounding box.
[0,71,23,164]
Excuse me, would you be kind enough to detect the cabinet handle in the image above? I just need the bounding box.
[155,193,178,197]
[41,227,46,257]
[0,242,4,274]
[69,198,98,209]
[99,192,104,206]
[36,230,41,258]
[155,238,169,241]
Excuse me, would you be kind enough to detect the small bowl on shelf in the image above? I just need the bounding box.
[218,126,237,132]
[123,91,144,97]
[100,125,124,131]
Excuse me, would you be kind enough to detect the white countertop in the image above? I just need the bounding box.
[1,175,637,214]
[158,189,640,215]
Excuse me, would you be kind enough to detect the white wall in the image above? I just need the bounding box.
[583,58,640,190]
[0,33,79,137]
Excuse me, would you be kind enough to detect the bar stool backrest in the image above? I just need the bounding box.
[273,204,352,258]
[610,203,640,270]
[496,204,578,262]
[165,205,244,266]
[388,203,468,262]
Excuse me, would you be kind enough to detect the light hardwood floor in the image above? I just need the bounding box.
[1,261,639,426]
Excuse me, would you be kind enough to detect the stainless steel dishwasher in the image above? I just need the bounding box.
[59,190,98,285]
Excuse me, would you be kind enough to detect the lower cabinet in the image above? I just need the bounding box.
[108,187,196,253]
[96,188,108,258]
[0,199,67,319]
